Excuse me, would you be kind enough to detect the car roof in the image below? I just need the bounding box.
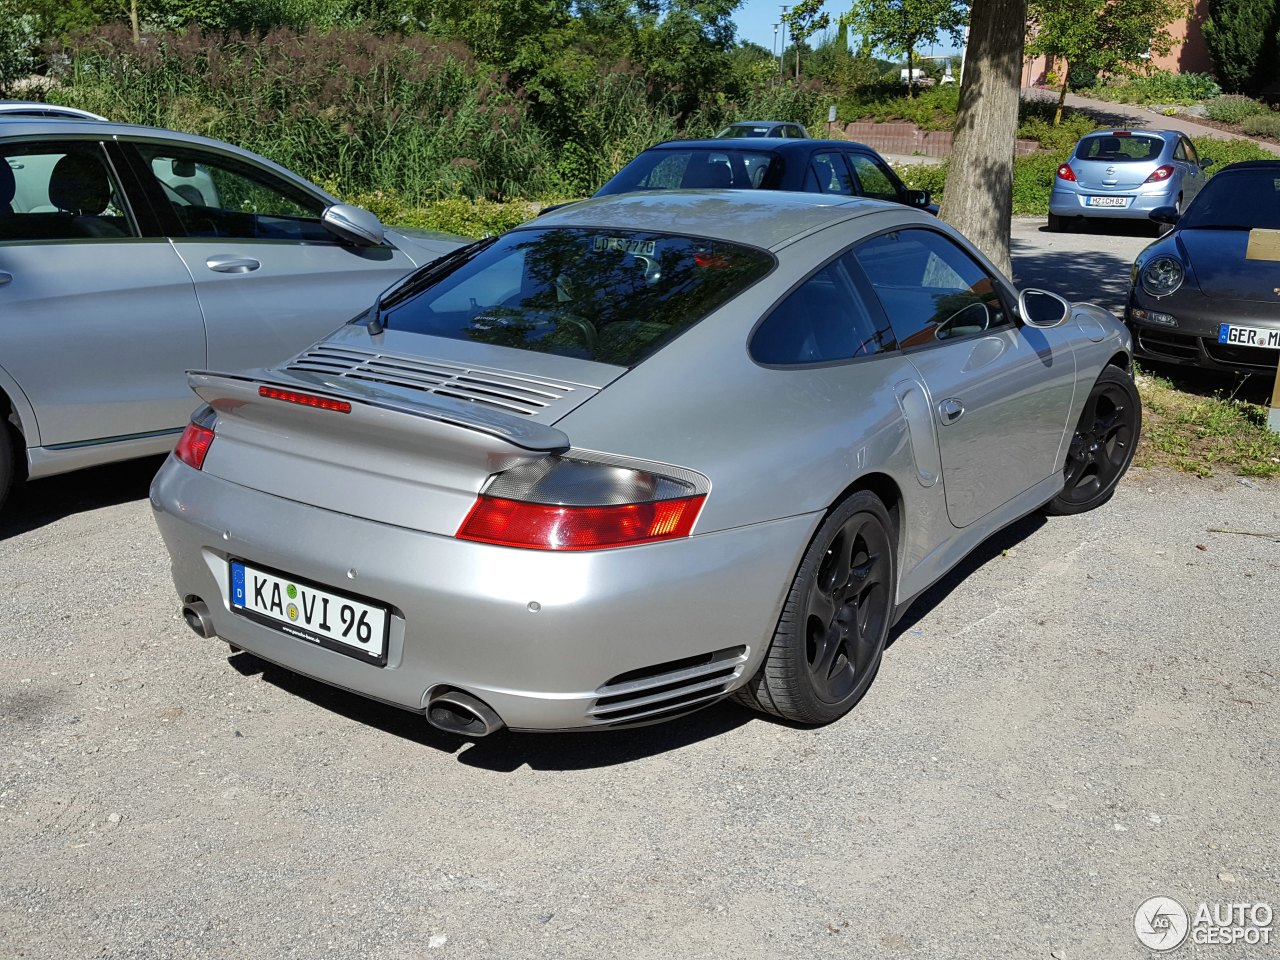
[1079,129,1178,139]
[522,190,924,251]
[0,100,106,120]
[1216,159,1280,171]
[644,137,879,153]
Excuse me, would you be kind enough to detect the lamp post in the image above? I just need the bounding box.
[779,6,788,83]
[772,23,779,84]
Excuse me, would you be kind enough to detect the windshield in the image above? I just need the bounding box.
[1179,169,1280,230]
[1076,133,1164,163]
[378,227,774,367]
[719,125,776,138]
[597,148,780,193]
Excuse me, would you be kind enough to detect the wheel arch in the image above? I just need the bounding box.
[1107,350,1131,372]
[824,471,905,565]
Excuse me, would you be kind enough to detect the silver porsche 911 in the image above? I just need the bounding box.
[151,191,1140,735]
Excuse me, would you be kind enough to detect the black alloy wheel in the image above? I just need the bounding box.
[735,491,896,725]
[1046,365,1141,515]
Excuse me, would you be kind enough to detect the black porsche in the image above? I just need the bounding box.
[1127,160,1280,373]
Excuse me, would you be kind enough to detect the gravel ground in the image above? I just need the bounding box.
[2,459,1277,960]
[2,224,1277,959]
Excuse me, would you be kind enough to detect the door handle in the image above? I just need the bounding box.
[0,272,12,287]
[938,398,965,424]
[206,255,261,274]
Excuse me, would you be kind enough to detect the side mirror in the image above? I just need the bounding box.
[1199,158,1213,169]
[322,203,385,247]
[908,188,931,208]
[1018,288,1071,328]
[1149,205,1180,225]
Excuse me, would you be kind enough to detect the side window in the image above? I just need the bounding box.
[1182,138,1199,165]
[0,143,136,242]
[852,229,1010,349]
[847,153,902,202]
[804,151,855,195]
[751,257,894,365]
[130,143,330,242]
[1173,140,1188,162]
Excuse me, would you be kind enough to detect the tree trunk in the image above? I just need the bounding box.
[938,0,1028,278]
[1054,71,1070,125]
[130,0,141,44]
[907,45,916,98]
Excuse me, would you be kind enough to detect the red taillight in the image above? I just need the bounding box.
[457,495,706,551]
[1144,164,1175,183]
[1056,164,1077,182]
[258,385,351,413]
[174,421,214,471]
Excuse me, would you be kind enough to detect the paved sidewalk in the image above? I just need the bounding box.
[1022,86,1280,155]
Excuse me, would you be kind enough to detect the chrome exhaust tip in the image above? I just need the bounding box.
[181,600,215,639]
[426,690,505,738]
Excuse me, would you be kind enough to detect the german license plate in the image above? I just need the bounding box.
[1087,196,1129,208]
[229,560,389,665]
[1218,324,1280,350]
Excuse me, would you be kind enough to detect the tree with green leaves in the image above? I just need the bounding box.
[1027,0,1185,124]
[846,0,968,97]
[1202,0,1280,94]
[781,0,830,80]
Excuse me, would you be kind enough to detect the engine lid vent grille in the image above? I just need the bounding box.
[285,345,583,417]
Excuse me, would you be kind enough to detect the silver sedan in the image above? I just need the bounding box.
[0,117,460,511]
[151,192,1140,734]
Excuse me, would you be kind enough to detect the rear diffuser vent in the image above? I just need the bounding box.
[588,646,749,726]
[286,345,581,417]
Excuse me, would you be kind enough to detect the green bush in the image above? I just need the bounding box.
[0,0,38,96]
[1190,135,1277,172]
[895,161,947,198]
[1240,113,1280,138]
[1205,94,1271,124]
[1081,70,1221,105]
[838,84,961,131]
[1011,153,1064,215]
[1017,111,1098,156]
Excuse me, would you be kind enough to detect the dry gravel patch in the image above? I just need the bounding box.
[1,456,1277,960]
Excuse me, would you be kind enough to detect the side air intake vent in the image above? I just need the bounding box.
[588,646,749,725]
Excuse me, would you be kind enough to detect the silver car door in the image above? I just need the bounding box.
[124,141,419,373]
[0,139,205,448]
[852,227,1077,528]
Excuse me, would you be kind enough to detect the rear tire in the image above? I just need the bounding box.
[1045,365,1141,516]
[1046,213,1067,232]
[735,491,896,725]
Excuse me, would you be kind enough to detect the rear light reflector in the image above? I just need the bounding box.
[258,385,351,413]
[1056,164,1076,182]
[458,495,706,551]
[456,455,710,551]
[1144,165,1175,183]
[174,421,215,470]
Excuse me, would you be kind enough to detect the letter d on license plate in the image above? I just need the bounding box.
[229,560,389,664]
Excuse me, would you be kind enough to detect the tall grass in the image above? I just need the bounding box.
[50,24,555,202]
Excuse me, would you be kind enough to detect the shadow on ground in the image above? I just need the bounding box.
[225,507,1049,772]
[0,455,164,540]
[1010,221,1154,312]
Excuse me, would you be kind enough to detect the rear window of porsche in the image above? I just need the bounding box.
[377,227,774,367]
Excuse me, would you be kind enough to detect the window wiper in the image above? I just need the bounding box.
[370,235,500,334]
